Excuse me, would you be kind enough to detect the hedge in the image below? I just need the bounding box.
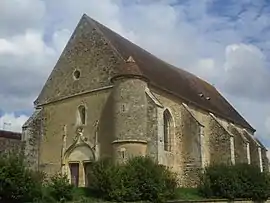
[87,156,178,202]
[198,163,270,201]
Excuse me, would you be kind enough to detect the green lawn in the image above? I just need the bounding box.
[66,187,203,202]
[174,188,203,200]
[68,188,150,203]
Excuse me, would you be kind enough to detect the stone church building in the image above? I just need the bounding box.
[23,14,268,187]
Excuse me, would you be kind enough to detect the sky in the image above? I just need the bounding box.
[0,0,270,149]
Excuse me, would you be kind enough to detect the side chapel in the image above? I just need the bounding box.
[22,14,269,187]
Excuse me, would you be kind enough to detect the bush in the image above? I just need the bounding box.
[0,151,43,202]
[199,163,270,201]
[87,156,178,202]
[46,173,74,202]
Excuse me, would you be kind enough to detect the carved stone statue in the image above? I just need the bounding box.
[74,126,87,142]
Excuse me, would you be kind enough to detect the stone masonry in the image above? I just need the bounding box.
[0,130,23,154]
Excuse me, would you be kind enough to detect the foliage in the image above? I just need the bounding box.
[46,173,74,202]
[0,151,43,203]
[87,156,178,202]
[198,163,270,201]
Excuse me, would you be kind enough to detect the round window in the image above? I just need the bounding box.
[73,70,81,79]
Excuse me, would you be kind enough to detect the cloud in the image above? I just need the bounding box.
[0,30,57,112]
[221,43,270,101]
[265,116,270,136]
[0,0,270,146]
[0,113,28,132]
[0,0,46,37]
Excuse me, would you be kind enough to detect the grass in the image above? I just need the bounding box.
[174,188,203,200]
[70,188,150,203]
[68,187,203,202]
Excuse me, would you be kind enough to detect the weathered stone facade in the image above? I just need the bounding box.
[23,14,268,188]
[0,130,23,154]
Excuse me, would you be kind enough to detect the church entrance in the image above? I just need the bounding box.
[65,144,95,187]
[69,163,79,187]
[64,127,96,187]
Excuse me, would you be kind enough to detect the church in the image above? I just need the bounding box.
[22,14,268,188]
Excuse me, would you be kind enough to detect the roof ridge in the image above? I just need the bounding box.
[83,15,216,91]
[83,14,126,62]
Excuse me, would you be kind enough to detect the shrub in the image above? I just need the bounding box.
[87,156,178,202]
[0,151,43,202]
[46,173,74,202]
[87,158,123,200]
[199,163,270,201]
[124,156,178,202]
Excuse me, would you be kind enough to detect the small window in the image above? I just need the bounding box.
[73,70,81,79]
[163,109,173,152]
[121,151,125,159]
[119,148,126,159]
[78,105,86,125]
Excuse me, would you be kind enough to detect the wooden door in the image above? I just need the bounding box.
[69,163,79,187]
[83,162,92,187]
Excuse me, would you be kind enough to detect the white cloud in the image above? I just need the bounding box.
[0,113,28,132]
[0,0,46,36]
[52,29,71,53]
[221,43,270,100]
[265,117,270,136]
[0,30,57,111]
[0,30,54,57]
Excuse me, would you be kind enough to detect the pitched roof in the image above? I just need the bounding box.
[84,14,254,131]
[0,130,21,140]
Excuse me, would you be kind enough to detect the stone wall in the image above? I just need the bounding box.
[0,130,23,154]
[149,86,268,187]
[262,148,269,172]
[35,15,123,106]
[228,125,248,164]
[181,105,202,187]
[243,131,260,168]
[151,88,184,178]
[38,88,112,176]
[145,91,158,161]
[22,109,43,170]
[209,115,232,165]
[112,78,148,141]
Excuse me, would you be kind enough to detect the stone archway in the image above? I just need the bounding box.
[65,144,94,187]
[62,127,95,187]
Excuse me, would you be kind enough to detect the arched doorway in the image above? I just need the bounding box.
[64,142,95,187]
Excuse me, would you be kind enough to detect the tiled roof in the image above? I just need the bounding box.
[85,14,254,131]
[0,130,21,140]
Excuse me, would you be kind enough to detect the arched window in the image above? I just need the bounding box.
[78,105,86,125]
[163,109,172,151]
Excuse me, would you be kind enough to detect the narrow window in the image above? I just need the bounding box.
[258,147,263,172]
[246,143,251,164]
[163,109,172,151]
[120,148,126,159]
[78,105,86,125]
[230,136,235,165]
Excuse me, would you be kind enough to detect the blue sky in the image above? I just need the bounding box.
[0,0,270,151]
